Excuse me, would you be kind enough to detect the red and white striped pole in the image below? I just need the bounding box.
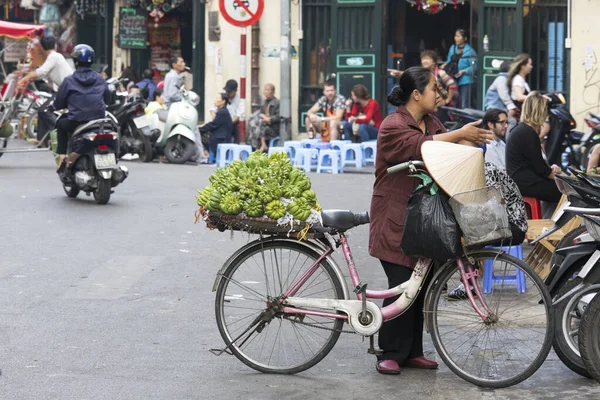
[239,27,247,144]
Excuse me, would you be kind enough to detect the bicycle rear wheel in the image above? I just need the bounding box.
[215,240,345,374]
[426,250,553,388]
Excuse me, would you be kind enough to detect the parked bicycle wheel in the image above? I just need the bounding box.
[26,109,38,139]
[426,250,554,388]
[215,239,345,374]
[552,279,598,378]
[579,291,600,383]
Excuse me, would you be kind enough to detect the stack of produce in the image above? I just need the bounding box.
[196,152,322,222]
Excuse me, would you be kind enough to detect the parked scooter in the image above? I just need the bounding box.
[575,113,600,170]
[51,114,128,204]
[543,92,584,169]
[105,79,157,163]
[533,171,600,377]
[152,87,200,164]
[579,275,600,383]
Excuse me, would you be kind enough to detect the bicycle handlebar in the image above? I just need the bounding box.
[387,160,425,174]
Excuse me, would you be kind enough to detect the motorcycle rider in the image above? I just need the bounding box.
[18,36,73,144]
[53,44,109,173]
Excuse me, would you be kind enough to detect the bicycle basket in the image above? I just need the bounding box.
[449,186,512,247]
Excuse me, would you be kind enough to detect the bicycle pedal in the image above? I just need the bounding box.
[209,348,233,356]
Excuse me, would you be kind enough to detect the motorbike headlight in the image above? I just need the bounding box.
[584,218,600,241]
[557,93,566,104]
[188,92,200,107]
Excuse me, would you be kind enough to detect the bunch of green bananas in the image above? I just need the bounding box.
[287,197,312,221]
[258,181,283,204]
[220,192,244,215]
[301,189,317,207]
[265,199,286,219]
[245,151,270,170]
[196,186,213,207]
[243,197,264,217]
[207,190,222,212]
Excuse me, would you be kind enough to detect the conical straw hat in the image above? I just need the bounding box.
[421,141,486,198]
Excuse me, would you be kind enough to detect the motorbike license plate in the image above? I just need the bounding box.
[133,115,150,129]
[94,153,117,170]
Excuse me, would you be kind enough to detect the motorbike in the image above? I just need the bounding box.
[575,112,600,171]
[51,114,128,204]
[532,170,600,377]
[106,82,157,163]
[579,272,600,383]
[152,87,200,164]
[543,92,584,169]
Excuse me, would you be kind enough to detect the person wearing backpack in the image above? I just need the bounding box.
[442,29,477,109]
[135,69,157,101]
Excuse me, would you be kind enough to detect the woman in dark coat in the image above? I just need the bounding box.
[200,93,233,160]
[370,67,493,375]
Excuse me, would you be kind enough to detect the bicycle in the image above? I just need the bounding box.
[210,160,554,388]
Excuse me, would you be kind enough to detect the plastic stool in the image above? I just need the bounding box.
[330,140,351,151]
[522,197,542,219]
[483,245,527,294]
[268,146,289,157]
[269,136,280,148]
[361,141,377,165]
[316,149,342,174]
[283,140,303,161]
[294,148,318,172]
[341,143,364,169]
[233,144,253,161]
[301,138,320,148]
[215,143,237,168]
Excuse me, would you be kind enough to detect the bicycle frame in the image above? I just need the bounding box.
[281,234,496,333]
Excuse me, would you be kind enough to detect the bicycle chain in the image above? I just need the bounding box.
[283,315,357,334]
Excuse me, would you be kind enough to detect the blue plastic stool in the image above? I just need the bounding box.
[483,245,527,294]
[294,148,318,172]
[341,143,364,169]
[316,149,342,174]
[215,143,237,168]
[283,140,303,162]
[361,141,377,165]
[233,144,253,161]
[269,136,280,148]
[330,140,351,151]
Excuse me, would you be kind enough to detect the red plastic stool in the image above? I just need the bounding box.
[522,197,542,219]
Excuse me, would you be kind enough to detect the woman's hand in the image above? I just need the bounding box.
[455,70,466,78]
[459,120,494,146]
[551,164,562,174]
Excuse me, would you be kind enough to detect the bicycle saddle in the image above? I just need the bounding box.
[321,210,369,231]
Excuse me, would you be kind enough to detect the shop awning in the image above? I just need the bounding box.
[0,21,46,40]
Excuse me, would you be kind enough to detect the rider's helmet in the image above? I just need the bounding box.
[71,44,95,68]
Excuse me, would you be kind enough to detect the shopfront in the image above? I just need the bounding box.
[113,0,204,117]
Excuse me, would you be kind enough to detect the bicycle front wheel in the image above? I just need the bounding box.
[215,240,345,374]
[426,250,554,388]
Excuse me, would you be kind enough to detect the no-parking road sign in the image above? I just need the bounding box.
[219,0,265,28]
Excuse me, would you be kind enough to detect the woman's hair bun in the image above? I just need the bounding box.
[387,86,405,107]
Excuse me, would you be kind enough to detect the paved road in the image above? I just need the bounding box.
[1,147,599,399]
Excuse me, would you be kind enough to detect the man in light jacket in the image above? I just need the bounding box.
[163,56,186,109]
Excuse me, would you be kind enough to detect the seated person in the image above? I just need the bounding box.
[210,79,244,143]
[587,145,600,173]
[248,83,280,152]
[341,84,382,142]
[482,108,508,170]
[506,91,562,217]
[200,93,233,162]
[304,79,346,141]
[54,44,108,173]
[145,88,166,116]
[135,69,157,101]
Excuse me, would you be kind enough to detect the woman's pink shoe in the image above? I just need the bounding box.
[404,356,439,369]
[376,359,401,375]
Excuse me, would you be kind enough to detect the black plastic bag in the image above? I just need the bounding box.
[400,187,463,260]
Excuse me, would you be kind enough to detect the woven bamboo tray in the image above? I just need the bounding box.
[205,211,322,235]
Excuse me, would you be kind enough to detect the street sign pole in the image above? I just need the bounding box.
[239,26,247,144]
[219,0,264,145]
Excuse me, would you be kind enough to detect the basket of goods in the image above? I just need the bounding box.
[195,151,323,236]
